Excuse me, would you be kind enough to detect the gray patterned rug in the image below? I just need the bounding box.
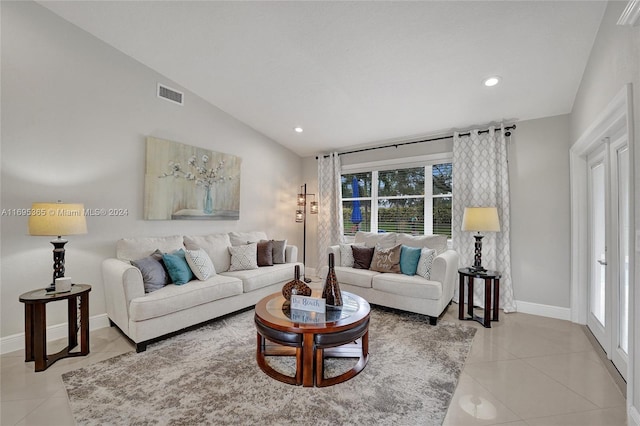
[62,307,476,425]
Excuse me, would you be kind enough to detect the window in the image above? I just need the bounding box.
[341,161,452,237]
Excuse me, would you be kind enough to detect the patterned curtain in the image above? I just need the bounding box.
[452,125,516,312]
[317,152,344,270]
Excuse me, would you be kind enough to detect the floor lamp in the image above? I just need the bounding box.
[296,183,317,283]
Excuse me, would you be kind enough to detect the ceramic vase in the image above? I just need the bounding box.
[322,253,343,307]
[282,265,312,301]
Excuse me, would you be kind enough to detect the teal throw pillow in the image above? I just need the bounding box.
[400,245,422,276]
[162,249,194,285]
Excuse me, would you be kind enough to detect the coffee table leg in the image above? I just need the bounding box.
[302,333,314,387]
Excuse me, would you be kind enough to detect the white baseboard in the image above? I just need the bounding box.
[514,300,572,321]
[629,405,640,426]
[0,313,111,355]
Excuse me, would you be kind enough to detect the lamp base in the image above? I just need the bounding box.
[472,234,486,273]
[49,237,67,292]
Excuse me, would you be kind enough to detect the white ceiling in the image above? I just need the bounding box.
[39,1,607,157]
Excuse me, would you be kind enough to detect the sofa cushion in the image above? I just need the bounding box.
[222,263,297,293]
[400,245,422,276]
[370,244,402,273]
[352,246,374,269]
[184,233,231,274]
[229,243,259,271]
[372,274,442,300]
[131,250,169,293]
[416,248,437,279]
[128,275,244,321]
[334,266,378,288]
[117,235,184,262]
[229,231,268,246]
[354,231,397,249]
[257,240,274,266]
[185,248,216,280]
[162,249,194,285]
[396,233,448,255]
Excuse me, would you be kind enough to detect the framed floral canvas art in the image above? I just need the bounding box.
[144,137,241,220]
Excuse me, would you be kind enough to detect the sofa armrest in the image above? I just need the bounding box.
[102,258,146,333]
[326,245,340,265]
[430,249,459,301]
[285,245,298,263]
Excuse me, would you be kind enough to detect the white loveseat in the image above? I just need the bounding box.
[319,231,458,325]
[102,231,301,351]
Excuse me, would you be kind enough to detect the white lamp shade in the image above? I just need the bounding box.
[461,207,500,232]
[28,203,88,236]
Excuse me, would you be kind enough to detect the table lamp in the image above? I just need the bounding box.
[28,202,87,291]
[461,207,500,272]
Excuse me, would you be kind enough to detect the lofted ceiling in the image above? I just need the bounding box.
[39,1,607,157]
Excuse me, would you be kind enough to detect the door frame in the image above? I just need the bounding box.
[570,83,634,393]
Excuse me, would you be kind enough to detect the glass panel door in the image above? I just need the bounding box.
[611,139,629,379]
[587,147,608,350]
[586,138,629,380]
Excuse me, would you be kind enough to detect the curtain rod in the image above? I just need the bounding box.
[316,124,516,159]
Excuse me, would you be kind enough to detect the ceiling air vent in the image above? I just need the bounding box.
[157,83,184,106]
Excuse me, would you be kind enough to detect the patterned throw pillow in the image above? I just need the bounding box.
[416,248,437,279]
[228,243,259,271]
[185,248,216,280]
[369,244,402,273]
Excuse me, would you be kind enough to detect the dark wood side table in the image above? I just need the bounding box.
[19,284,91,372]
[458,268,501,328]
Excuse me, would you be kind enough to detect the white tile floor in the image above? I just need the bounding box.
[1,305,627,425]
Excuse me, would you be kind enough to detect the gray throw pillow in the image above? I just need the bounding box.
[132,250,170,293]
[271,240,287,264]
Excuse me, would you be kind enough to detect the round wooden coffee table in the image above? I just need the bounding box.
[254,291,370,387]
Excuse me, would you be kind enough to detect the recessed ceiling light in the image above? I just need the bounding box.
[483,76,501,87]
[294,127,304,133]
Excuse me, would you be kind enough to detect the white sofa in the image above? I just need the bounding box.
[102,231,302,351]
[319,231,459,325]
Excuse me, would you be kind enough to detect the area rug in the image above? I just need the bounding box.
[62,307,476,425]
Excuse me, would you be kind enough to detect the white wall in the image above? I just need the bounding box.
[509,115,571,310]
[568,0,640,421]
[0,1,303,338]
